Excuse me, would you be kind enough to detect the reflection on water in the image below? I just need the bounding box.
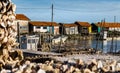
[92,39,120,53]
[66,39,120,53]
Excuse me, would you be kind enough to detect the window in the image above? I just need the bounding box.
[28,39,35,43]
[20,26,27,29]
[32,39,35,43]
[36,26,41,28]
[28,39,31,43]
[43,26,47,29]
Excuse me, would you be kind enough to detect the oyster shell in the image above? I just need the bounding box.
[0,28,5,41]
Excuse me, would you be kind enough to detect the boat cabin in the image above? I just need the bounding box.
[20,35,39,51]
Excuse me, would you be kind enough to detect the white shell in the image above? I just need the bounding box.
[7,10,12,15]
[7,20,14,26]
[8,37,16,45]
[2,2,7,7]
[0,19,2,24]
[2,15,8,22]
[0,22,7,28]
[8,14,15,20]
[1,7,6,13]
[0,2,2,10]
[12,3,16,12]
[0,14,2,19]
[11,25,17,31]
[2,37,8,44]
[6,2,12,12]
[0,28,5,41]
[9,0,12,2]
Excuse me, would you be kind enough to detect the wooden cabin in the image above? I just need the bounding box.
[29,21,59,35]
[96,22,120,32]
[75,21,91,35]
[95,22,120,39]
[91,23,99,33]
[15,14,30,34]
[59,23,78,35]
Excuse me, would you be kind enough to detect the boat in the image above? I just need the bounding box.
[52,35,68,44]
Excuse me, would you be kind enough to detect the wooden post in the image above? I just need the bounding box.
[17,22,21,49]
[110,16,116,53]
[59,25,63,53]
[74,27,76,46]
[101,19,105,52]
[115,17,117,53]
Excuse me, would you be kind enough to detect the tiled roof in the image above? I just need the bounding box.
[97,22,120,27]
[75,21,90,27]
[29,21,58,26]
[62,23,77,27]
[16,14,30,20]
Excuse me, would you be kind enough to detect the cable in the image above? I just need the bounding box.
[17,7,50,9]
[17,7,119,13]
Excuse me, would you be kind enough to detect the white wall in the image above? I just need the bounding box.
[33,26,48,33]
[54,26,59,35]
[65,27,78,34]
[109,27,120,31]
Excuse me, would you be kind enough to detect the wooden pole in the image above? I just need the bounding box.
[74,27,76,47]
[17,22,20,49]
[101,19,105,52]
[50,4,54,51]
[114,16,117,53]
[110,16,116,53]
[59,25,63,53]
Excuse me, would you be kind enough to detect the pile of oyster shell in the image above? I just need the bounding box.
[0,0,23,67]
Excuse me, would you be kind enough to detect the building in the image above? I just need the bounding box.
[96,22,120,32]
[91,23,98,33]
[59,23,78,35]
[75,21,91,35]
[94,22,120,39]
[16,14,30,34]
[29,21,59,35]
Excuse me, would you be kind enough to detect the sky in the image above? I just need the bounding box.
[12,0,120,23]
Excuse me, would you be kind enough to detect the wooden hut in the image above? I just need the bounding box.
[15,14,30,34]
[29,21,59,35]
[96,22,120,32]
[59,23,78,35]
[75,21,91,35]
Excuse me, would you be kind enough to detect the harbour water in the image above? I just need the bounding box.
[65,38,120,53]
[92,39,120,53]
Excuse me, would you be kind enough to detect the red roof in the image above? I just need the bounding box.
[16,14,30,20]
[29,21,58,26]
[75,21,90,27]
[63,23,77,27]
[97,22,120,27]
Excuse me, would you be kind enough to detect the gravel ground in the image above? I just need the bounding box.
[53,54,120,63]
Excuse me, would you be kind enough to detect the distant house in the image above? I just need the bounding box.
[96,22,120,32]
[59,23,78,35]
[75,21,91,35]
[29,21,59,35]
[91,23,98,33]
[15,14,30,34]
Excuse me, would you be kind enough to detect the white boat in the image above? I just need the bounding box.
[52,35,68,44]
